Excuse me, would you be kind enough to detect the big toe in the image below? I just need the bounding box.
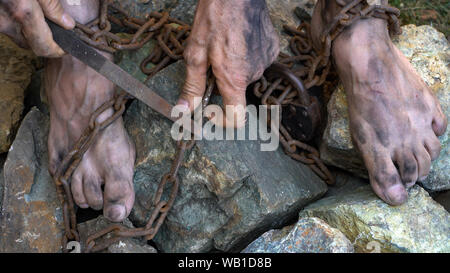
[368,153,408,206]
[103,177,134,222]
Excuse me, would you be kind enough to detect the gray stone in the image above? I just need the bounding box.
[0,108,64,253]
[0,154,5,209]
[119,52,327,252]
[77,216,157,253]
[242,217,354,253]
[0,34,37,153]
[321,25,450,192]
[299,185,450,253]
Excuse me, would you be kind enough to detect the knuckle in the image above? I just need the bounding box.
[182,80,203,97]
[184,48,206,67]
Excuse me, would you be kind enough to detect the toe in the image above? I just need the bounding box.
[414,145,432,182]
[83,173,104,210]
[424,135,442,161]
[71,170,88,208]
[368,153,408,206]
[103,177,134,222]
[394,149,418,185]
[432,107,447,137]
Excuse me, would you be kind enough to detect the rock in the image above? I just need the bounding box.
[321,25,450,191]
[0,154,5,209]
[322,170,370,199]
[0,34,37,153]
[242,217,353,253]
[77,216,157,253]
[120,52,327,252]
[299,185,450,253]
[0,108,64,253]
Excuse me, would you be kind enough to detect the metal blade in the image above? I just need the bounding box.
[47,20,176,122]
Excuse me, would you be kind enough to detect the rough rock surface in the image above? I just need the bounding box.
[242,217,353,253]
[120,54,327,252]
[299,185,450,253]
[0,34,37,153]
[0,154,5,209]
[77,216,157,253]
[321,25,450,191]
[0,108,64,253]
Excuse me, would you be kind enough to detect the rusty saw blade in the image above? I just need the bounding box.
[47,20,176,122]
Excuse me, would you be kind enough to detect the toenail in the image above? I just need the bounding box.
[105,205,126,222]
[405,181,416,189]
[78,203,89,209]
[385,184,408,206]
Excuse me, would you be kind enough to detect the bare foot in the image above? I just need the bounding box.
[312,1,447,205]
[44,0,135,222]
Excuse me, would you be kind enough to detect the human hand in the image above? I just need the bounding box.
[178,0,279,127]
[0,0,75,57]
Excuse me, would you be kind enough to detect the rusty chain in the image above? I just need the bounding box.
[83,76,215,253]
[55,90,131,252]
[57,1,194,252]
[56,0,401,252]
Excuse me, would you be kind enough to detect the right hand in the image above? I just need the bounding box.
[178,0,280,128]
[0,0,75,57]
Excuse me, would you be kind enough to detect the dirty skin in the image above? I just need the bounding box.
[312,0,447,205]
[45,0,136,222]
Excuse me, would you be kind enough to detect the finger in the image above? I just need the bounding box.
[212,69,248,128]
[38,0,75,30]
[177,42,208,111]
[0,7,27,47]
[8,0,65,57]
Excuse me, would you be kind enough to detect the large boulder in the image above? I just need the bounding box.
[321,25,450,192]
[242,217,354,253]
[120,56,327,252]
[0,108,64,253]
[0,34,37,153]
[299,184,450,253]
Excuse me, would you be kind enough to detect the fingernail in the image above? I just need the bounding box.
[78,203,89,209]
[62,14,75,29]
[176,99,190,110]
